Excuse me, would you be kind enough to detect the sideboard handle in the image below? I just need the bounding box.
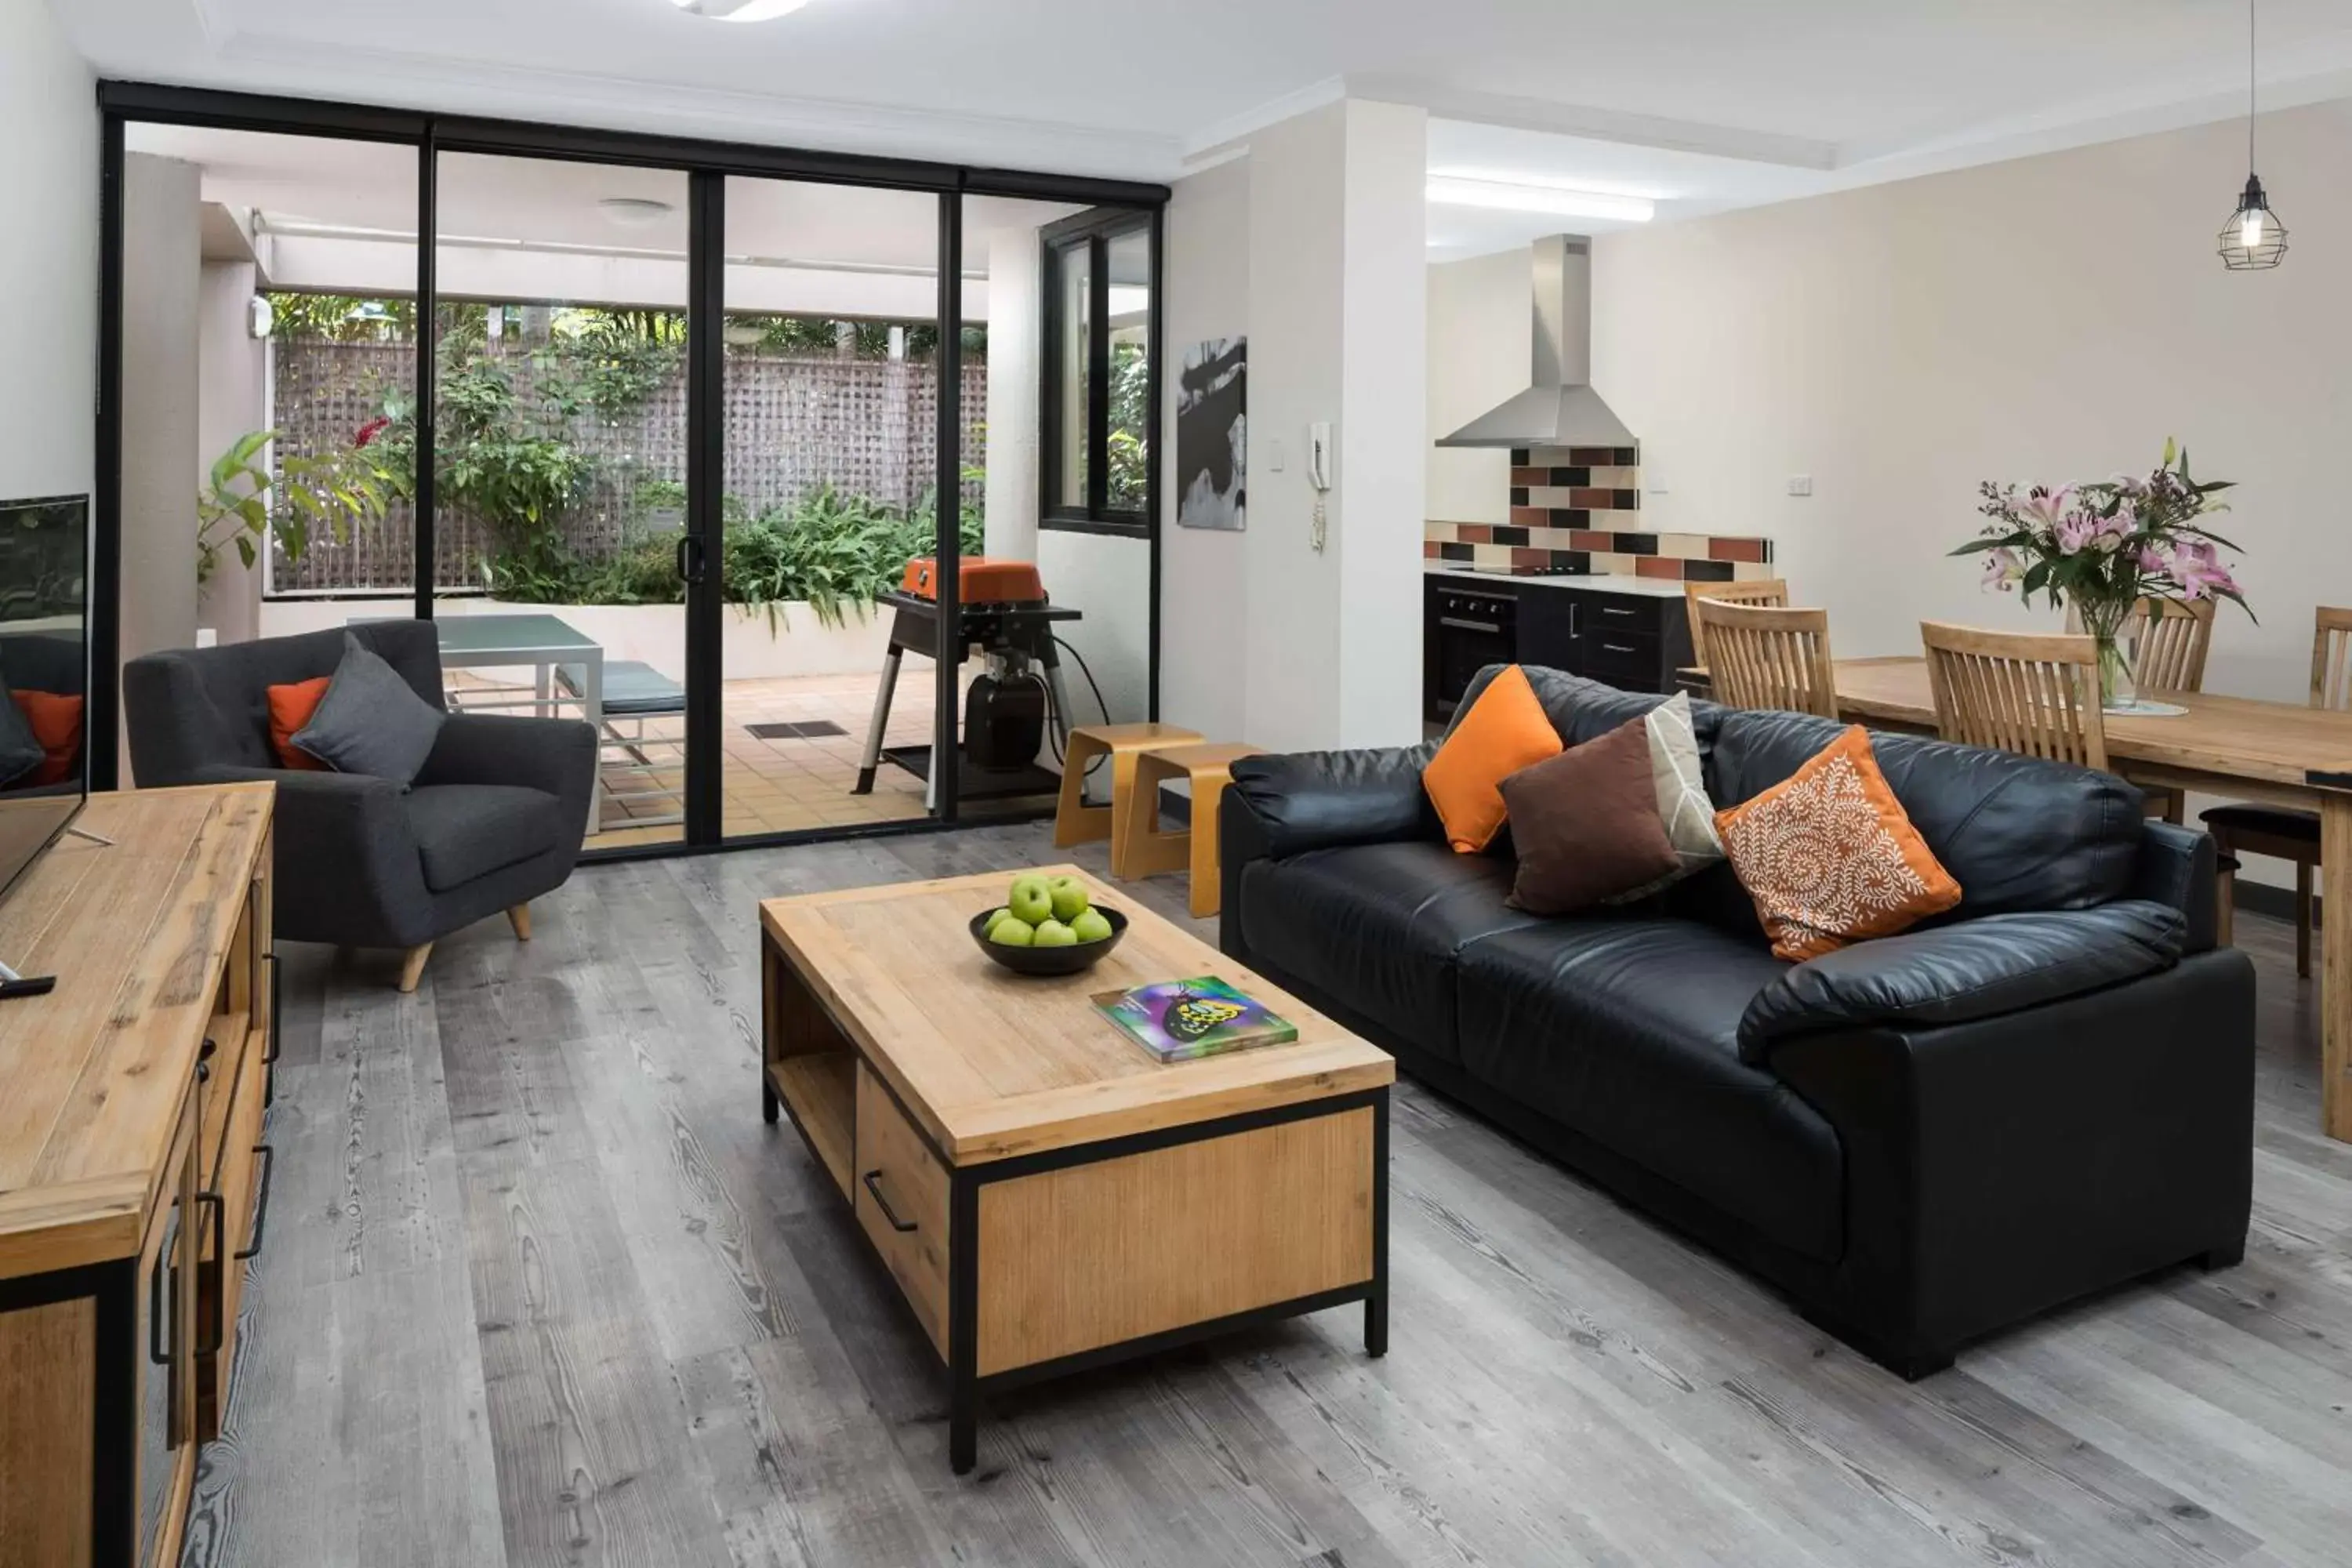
[235,1145,275,1262]
[862,1170,919,1233]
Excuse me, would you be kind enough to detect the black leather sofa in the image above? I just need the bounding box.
[1218,666,2256,1376]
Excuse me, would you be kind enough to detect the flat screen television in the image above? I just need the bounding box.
[0,495,89,907]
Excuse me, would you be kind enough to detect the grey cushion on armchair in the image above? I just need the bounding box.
[122,621,597,949]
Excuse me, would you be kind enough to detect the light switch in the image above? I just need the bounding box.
[1268,438,1287,473]
[1787,475,1813,497]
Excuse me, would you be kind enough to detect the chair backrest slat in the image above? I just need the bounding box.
[1694,599,1838,719]
[2312,607,2352,713]
[1685,578,1789,670]
[1921,620,2107,771]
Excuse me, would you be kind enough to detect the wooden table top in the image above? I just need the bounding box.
[1830,656,2352,793]
[0,783,273,1276]
[759,865,1394,1164]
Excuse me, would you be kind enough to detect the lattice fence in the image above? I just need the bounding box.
[270,339,986,593]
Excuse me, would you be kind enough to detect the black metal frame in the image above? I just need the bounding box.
[92,80,1167,839]
[1037,206,1157,538]
[759,930,1388,1477]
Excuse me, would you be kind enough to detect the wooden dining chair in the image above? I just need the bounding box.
[1919,621,2108,771]
[1682,578,1789,670]
[2063,597,2216,821]
[2199,605,2352,972]
[1693,599,1838,719]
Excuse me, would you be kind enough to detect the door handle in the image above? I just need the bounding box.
[235,1145,275,1262]
[194,1192,227,1356]
[676,535,708,587]
[862,1170,919,1233]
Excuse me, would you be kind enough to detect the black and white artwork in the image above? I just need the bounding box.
[1176,336,1246,531]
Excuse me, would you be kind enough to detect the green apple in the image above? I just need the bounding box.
[1070,908,1113,944]
[985,906,1011,931]
[1031,919,1078,948]
[1047,875,1090,924]
[988,917,1036,947]
[1007,876,1054,927]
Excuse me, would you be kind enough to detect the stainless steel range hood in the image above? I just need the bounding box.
[1438,234,1635,449]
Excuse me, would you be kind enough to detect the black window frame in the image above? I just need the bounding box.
[1039,206,1155,538]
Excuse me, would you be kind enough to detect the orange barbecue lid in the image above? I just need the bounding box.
[900,557,1046,603]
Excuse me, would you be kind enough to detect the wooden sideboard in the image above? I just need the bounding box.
[0,784,277,1568]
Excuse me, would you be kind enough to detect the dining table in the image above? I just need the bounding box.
[1818,655,2352,1144]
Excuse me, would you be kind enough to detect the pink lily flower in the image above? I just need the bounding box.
[1980,547,2022,592]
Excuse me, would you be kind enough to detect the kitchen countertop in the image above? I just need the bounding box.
[1423,563,1690,599]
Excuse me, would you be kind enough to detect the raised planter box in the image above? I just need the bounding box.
[253,597,899,681]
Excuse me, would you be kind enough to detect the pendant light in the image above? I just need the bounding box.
[2219,0,2287,270]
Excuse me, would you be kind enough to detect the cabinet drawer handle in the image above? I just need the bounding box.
[862,1170,919,1233]
[1438,616,1501,634]
[149,1214,173,1366]
[1602,605,1638,617]
[1602,642,1639,655]
[235,1145,275,1262]
[194,1192,227,1356]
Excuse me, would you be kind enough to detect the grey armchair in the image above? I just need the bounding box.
[123,620,597,991]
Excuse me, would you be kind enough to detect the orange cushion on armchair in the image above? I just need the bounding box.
[267,677,333,771]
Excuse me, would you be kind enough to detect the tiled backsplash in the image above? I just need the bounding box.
[1425,443,1776,582]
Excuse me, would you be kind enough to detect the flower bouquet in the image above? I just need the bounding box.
[1954,440,2250,710]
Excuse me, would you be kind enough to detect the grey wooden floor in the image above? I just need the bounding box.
[185,822,2352,1568]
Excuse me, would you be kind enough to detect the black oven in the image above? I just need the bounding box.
[1427,583,1519,720]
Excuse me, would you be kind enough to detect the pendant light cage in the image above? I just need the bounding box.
[2220,0,2287,271]
[2220,176,2288,270]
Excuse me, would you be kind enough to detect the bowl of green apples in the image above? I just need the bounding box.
[971,872,1127,976]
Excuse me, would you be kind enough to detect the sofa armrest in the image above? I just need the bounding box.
[1737,901,2185,1065]
[2129,820,2220,953]
[1226,744,1439,862]
[416,713,597,809]
[189,764,435,940]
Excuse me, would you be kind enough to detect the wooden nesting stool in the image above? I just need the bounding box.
[1054,721,1201,864]
[1117,741,1264,916]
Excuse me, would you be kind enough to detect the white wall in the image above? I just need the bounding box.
[196,260,271,644]
[1426,249,1530,526]
[1159,155,1252,745]
[1590,98,2352,885]
[0,0,98,505]
[120,154,203,779]
[981,224,1043,558]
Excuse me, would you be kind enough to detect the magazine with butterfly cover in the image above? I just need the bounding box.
[1091,975,1301,1063]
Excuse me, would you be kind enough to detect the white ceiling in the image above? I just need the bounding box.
[67,1,2352,234]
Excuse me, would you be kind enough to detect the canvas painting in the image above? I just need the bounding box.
[1176,336,1246,531]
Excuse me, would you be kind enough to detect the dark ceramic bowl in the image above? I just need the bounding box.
[968,905,1129,976]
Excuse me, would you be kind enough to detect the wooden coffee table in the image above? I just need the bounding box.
[757,865,1396,1474]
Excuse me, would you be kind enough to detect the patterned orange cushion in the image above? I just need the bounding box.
[1421,665,1563,853]
[1714,725,1962,961]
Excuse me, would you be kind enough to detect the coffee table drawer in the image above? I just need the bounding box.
[853,1064,950,1356]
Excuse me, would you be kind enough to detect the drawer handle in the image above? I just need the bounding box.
[235,1144,274,1262]
[194,1192,227,1356]
[1603,642,1638,655]
[1438,616,1502,634]
[862,1170,919,1233]
[149,1210,174,1366]
[1602,606,1637,617]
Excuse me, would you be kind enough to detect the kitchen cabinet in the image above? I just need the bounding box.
[1425,572,1697,721]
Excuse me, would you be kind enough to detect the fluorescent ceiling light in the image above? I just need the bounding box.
[1425,176,1655,224]
[669,0,813,20]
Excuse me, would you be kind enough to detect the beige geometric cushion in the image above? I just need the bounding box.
[1602,691,1723,904]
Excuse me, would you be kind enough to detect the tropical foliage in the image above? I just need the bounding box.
[197,426,399,586]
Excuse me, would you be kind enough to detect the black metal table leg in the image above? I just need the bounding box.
[1367,1086,1390,1357]
[762,1076,779,1124]
[949,1167,980,1474]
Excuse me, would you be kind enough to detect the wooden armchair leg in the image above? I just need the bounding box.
[508,903,533,942]
[397,942,434,993]
[2214,849,2236,949]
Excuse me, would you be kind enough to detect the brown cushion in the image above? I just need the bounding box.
[1497,716,1682,915]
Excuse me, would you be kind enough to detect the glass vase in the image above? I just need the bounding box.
[2077,601,2137,713]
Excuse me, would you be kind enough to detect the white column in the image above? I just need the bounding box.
[982,224,1043,561]
[121,153,203,767]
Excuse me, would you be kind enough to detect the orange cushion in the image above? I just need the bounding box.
[1714,725,1962,962]
[1422,665,1563,853]
[267,677,333,771]
[9,691,82,787]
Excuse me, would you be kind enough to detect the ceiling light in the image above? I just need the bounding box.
[2219,0,2286,270]
[599,197,676,228]
[669,0,812,20]
[1425,176,1654,224]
